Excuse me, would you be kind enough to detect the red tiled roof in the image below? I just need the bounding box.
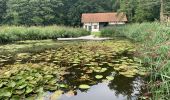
[81,12,128,23]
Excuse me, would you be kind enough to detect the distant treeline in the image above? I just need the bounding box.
[0,0,169,26]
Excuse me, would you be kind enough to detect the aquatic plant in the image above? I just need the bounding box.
[0,40,145,99]
[0,25,90,43]
[0,63,63,99]
[101,22,170,99]
[79,85,90,89]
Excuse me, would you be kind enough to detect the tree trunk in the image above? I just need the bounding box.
[160,0,164,23]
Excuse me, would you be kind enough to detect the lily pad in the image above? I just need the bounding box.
[95,75,103,79]
[59,84,68,88]
[100,68,108,72]
[106,76,114,81]
[50,90,63,100]
[79,84,90,89]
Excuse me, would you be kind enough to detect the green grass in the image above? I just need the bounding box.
[0,25,90,43]
[91,32,101,37]
[100,22,170,99]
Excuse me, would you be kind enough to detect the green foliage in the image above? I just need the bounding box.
[67,0,114,26]
[0,26,90,43]
[0,63,61,99]
[119,0,161,22]
[5,0,63,25]
[100,22,170,99]
[0,0,116,26]
[0,0,8,23]
[134,0,160,22]
[0,0,170,25]
[100,26,124,37]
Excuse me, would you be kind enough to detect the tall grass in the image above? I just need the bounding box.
[101,22,170,99]
[0,25,90,43]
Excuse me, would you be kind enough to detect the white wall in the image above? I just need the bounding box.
[109,22,125,25]
[83,22,99,32]
[83,22,126,32]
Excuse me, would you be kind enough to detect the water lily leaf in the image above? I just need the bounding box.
[35,87,43,93]
[124,75,134,78]
[72,61,79,64]
[72,64,78,66]
[8,81,16,88]
[4,71,11,78]
[59,84,67,88]
[49,79,57,85]
[94,69,100,73]
[44,75,53,80]
[100,68,107,72]
[14,75,23,80]
[0,82,7,88]
[79,84,90,89]
[17,84,27,89]
[26,86,33,94]
[138,72,146,76]
[11,95,20,100]
[119,71,135,77]
[13,89,25,95]
[45,85,58,91]
[0,87,12,97]
[84,64,92,66]
[50,90,63,100]
[95,75,103,79]
[26,76,34,80]
[66,90,75,97]
[108,63,114,67]
[106,76,114,81]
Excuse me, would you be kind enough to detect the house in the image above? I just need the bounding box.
[81,12,128,32]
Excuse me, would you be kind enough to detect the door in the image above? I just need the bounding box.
[88,26,92,31]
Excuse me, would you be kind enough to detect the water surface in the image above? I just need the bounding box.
[0,40,146,100]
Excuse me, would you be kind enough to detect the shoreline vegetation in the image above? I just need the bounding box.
[0,26,90,43]
[100,22,170,99]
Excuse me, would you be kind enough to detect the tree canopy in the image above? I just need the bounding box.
[0,0,169,26]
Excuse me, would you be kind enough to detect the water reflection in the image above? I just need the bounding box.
[58,76,143,100]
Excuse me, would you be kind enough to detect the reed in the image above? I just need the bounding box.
[0,25,90,43]
[101,22,170,99]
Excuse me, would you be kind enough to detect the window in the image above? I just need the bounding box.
[94,25,98,29]
[85,25,88,29]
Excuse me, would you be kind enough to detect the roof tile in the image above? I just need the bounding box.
[81,12,127,23]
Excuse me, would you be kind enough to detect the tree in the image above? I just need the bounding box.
[134,0,160,22]
[118,0,161,22]
[0,0,8,24]
[118,0,138,22]
[5,0,63,25]
[67,0,113,26]
[0,0,169,25]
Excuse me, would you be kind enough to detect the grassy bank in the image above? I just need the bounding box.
[0,26,90,43]
[101,22,170,99]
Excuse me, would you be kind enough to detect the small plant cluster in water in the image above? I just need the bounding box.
[0,40,146,99]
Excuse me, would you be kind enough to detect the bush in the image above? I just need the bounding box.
[0,25,90,43]
[100,26,124,37]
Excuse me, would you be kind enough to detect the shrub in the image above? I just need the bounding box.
[100,26,124,37]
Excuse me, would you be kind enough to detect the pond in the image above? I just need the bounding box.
[0,39,146,100]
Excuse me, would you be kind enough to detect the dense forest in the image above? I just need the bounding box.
[0,0,170,26]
